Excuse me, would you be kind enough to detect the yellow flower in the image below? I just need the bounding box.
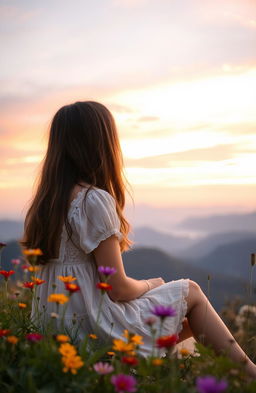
[18,303,27,309]
[48,293,69,305]
[28,266,41,272]
[112,339,135,353]
[131,334,144,346]
[62,354,84,374]
[23,248,43,256]
[152,358,163,366]
[59,343,77,357]
[89,334,97,340]
[58,275,77,283]
[179,348,190,357]
[56,335,70,343]
[7,336,19,344]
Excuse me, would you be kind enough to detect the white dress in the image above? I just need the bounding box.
[32,186,189,357]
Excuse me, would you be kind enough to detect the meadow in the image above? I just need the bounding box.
[0,244,256,393]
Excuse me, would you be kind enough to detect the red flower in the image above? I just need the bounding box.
[21,264,30,271]
[121,356,139,366]
[0,242,6,250]
[0,270,15,280]
[65,283,80,293]
[156,334,179,348]
[23,281,35,290]
[96,282,112,291]
[26,333,43,342]
[0,329,11,337]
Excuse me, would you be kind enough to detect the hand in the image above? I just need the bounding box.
[147,277,165,290]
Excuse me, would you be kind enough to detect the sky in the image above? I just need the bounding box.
[1,0,256,230]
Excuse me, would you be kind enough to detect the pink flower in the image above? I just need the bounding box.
[21,264,30,271]
[11,259,21,266]
[26,333,43,342]
[111,374,137,393]
[93,361,114,375]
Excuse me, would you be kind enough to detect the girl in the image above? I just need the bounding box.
[22,101,256,377]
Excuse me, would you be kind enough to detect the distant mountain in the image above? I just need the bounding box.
[0,240,22,271]
[194,238,256,279]
[0,220,23,242]
[132,226,194,255]
[177,211,256,234]
[178,231,256,260]
[123,247,251,311]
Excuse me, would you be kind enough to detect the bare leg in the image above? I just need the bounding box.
[177,318,194,343]
[186,280,256,378]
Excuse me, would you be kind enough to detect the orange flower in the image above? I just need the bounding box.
[56,335,70,343]
[48,293,69,305]
[18,303,27,309]
[89,334,97,340]
[152,358,164,366]
[6,336,19,344]
[62,354,84,374]
[58,343,77,357]
[112,339,135,354]
[28,266,41,272]
[96,282,112,291]
[23,248,43,256]
[131,334,144,346]
[179,348,190,357]
[58,275,76,283]
[32,276,46,285]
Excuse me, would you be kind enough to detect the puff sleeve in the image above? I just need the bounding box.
[75,189,123,254]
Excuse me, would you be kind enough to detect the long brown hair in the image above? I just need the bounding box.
[21,101,131,262]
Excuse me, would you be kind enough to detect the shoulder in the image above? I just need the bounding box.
[86,187,116,207]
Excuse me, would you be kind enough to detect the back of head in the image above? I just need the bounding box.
[21,101,130,261]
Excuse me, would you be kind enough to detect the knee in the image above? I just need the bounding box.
[188,279,201,292]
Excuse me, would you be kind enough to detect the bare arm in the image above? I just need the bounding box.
[93,235,164,301]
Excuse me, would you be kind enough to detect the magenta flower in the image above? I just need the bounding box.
[26,333,43,342]
[93,361,114,375]
[111,374,137,393]
[196,376,228,393]
[151,305,176,319]
[98,266,117,276]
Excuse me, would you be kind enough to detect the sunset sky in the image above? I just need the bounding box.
[1,0,256,230]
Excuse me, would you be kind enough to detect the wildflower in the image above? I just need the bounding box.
[23,281,35,290]
[107,351,115,356]
[65,283,80,293]
[48,293,69,305]
[56,335,70,343]
[28,266,41,272]
[0,242,6,250]
[59,343,77,357]
[6,335,19,344]
[151,358,163,366]
[51,312,59,319]
[58,275,76,283]
[23,248,43,256]
[31,276,46,285]
[21,264,30,272]
[111,374,137,393]
[18,302,27,309]
[96,282,112,291]
[144,316,157,326]
[0,329,11,337]
[0,270,15,280]
[121,356,138,366]
[89,333,97,340]
[151,305,176,319]
[62,354,84,374]
[112,339,135,354]
[93,361,114,375]
[156,334,179,349]
[98,266,117,276]
[26,333,43,342]
[179,348,190,357]
[196,376,228,393]
[11,259,21,265]
[131,334,144,346]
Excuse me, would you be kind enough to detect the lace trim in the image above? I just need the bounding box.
[176,278,190,336]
